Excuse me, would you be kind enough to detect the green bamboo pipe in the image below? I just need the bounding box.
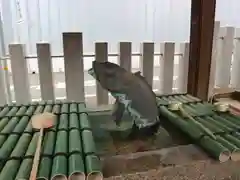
[172,95,188,103]
[34,105,44,114]
[37,157,52,180]
[79,113,91,130]
[166,103,216,139]
[156,97,168,105]
[69,113,80,129]
[199,136,231,162]
[70,103,78,113]
[25,106,36,116]
[15,158,33,179]
[51,155,68,180]
[0,159,21,179]
[0,106,10,117]
[16,106,27,116]
[1,117,19,134]
[205,117,232,132]
[159,106,230,161]
[85,155,103,180]
[159,106,203,140]
[195,117,224,134]
[219,114,240,127]
[81,130,96,155]
[69,129,83,154]
[52,104,61,114]
[12,116,29,134]
[5,106,18,116]
[222,134,240,148]
[58,114,69,130]
[78,103,87,113]
[42,131,56,156]
[179,94,195,102]
[215,135,240,161]
[185,94,201,102]
[68,154,85,180]
[61,103,69,114]
[212,115,238,130]
[223,134,240,161]
[43,104,53,113]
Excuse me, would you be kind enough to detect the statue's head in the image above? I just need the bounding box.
[88,61,130,93]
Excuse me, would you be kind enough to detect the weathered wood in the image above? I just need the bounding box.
[178,43,190,93]
[161,43,175,94]
[63,32,85,102]
[215,27,235,88]
[36,43,55,100]
[0,67,6,105]
[208,21,220,98]
[118,42,132,72]
[231,35,240,89]
[141,42,154,87]
[187,0,217,100]
[95,42,109,105]
[9,44,31,103]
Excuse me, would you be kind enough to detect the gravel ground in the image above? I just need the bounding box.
[104,160,240,180]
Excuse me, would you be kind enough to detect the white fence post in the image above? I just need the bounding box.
[231,29,240,89]
[178,43,190,93]
[63,32,85,102]
[141,42,154,87]
[160,42,175,94]
[9,44,31,103]
[36,43,55,100]
[208,21,220,97]
[95,42,109,105]
[215,27,235,88]
[118,42,132,72]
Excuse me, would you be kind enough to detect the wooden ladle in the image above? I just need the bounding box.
[29,112,56,180]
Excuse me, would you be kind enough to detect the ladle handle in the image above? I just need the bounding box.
[29,128,44,180]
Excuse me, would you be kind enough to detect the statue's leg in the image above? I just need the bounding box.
[112,99,125,126]
[131,116,161,138]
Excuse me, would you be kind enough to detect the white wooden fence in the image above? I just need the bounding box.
[0,21,239,106]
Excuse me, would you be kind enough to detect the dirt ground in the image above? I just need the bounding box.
[104,160,240,180]
[102,144,240,180]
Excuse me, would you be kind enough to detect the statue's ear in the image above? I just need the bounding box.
[134,71,141,77]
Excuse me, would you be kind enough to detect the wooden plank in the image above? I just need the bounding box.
[187,0,217,100]
[118,42,131,72]
[208,21,220,98]
[0,67,6,105]
[9,44,31,103]
[62,32,85,102]
[231,34,240,89]
[36,43,55,100]
[215,27,235,88]
[140,42,154,87]
[0,12,11,104]
[95,42,108,105]
[161,43,175,94]
[178,43,190,93]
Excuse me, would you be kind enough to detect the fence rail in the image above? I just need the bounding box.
[1,21,240,106]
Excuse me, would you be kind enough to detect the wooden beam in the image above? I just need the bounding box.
[187,0,216,100]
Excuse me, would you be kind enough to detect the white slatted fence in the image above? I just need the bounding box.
[1,21,240,106]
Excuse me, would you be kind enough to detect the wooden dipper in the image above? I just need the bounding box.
[29,112,56,180]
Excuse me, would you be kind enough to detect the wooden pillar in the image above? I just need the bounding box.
[187,0,216,100]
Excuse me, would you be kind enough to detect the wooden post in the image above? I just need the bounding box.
[141,42,154,87]
[95,42,109,105]
[36,43,55,100]
[9,44,31,104]
[187,0,216,100]
[160,43,175,94]
[118,42,132,72]
[63,32,85,102]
